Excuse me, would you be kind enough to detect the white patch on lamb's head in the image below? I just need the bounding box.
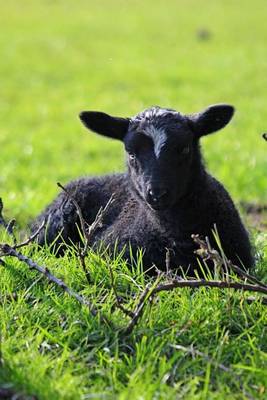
[123,106,202,210]
[144,124,167,158]
[129,106,188,158]
[132,106,178,124]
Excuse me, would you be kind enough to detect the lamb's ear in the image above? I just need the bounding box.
[79,111,130,140]
[188,104,235,138]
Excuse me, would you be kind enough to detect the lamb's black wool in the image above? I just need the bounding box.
[32,104,254,274]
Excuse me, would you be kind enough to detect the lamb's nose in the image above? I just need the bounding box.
[147,188,168,204]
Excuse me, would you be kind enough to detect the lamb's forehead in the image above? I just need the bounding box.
[129,106,190,144]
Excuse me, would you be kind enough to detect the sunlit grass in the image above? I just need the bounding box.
[0,0,267,398]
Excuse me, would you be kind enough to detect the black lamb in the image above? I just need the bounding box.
[31,104,254,275]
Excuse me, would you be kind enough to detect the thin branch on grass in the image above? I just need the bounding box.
[171,344,231,372]
[14,220,46,250]
[58,182,92,282]
[171,344,256,400]
[0,243,112,327]
[152,279,267,295]
[1,196,267,335]
[0,198,112,326]
[192,234,267,289]
[123,238,267,335]
[193,233,225,271]
[124,284,153,335]
[77,244,91,285]
[124,278,267,334]
[108,263,135,318]
[246,295,267,305]
[57,182,115,284]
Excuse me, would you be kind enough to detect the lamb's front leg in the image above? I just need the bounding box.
[31,193,80,254]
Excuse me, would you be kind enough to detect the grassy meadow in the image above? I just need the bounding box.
[0,0,267,399]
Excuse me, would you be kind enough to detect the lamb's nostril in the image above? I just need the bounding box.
[148,188,168,203]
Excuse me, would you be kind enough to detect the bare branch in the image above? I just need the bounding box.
[152,279,267,295]
[229,260,267,289]
[58,181,91,281]
[1,195,267,338]
[57,182,115,284]
[246,295,267,305]
[77,244,92,285]
[171,344,231,372]
[108,263,135,318]
[171,344,256,399]
[0,243,113,327]
[123,276,267,335]
[123,235,267,334]
[14,220,46,250]
[123,284,153,335]
[192,234,267,289]
[87,195,115,239]
[192,234,223,267]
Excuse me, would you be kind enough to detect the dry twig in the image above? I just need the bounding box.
[124,284,153,335]
[171,344,256,400]
[192,234,267,289]
[122,236,267,335]
[123,277,267,334]
[108,264,135,318]
[171,343,231,372]
[0,243,112,327]
[57,182,115,284]
[0,198,112,327]
[14,220,45,250]
[152,279,267,295]
[1,196,267,336]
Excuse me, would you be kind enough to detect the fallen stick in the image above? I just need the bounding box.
[57,182,115,284]
[123,277,267,335]
[192,234,267,289]
[0,243,113,327]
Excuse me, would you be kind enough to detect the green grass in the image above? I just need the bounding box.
[1,243,267,400]
[0,0,267,398]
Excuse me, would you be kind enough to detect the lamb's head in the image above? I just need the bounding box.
[80,104,234,210]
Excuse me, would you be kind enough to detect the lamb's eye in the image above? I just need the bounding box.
[180,146,190,155]
[129,153,136,161]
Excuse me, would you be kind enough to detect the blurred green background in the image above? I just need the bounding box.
[1,3,267,399]
[0,0,266,225]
